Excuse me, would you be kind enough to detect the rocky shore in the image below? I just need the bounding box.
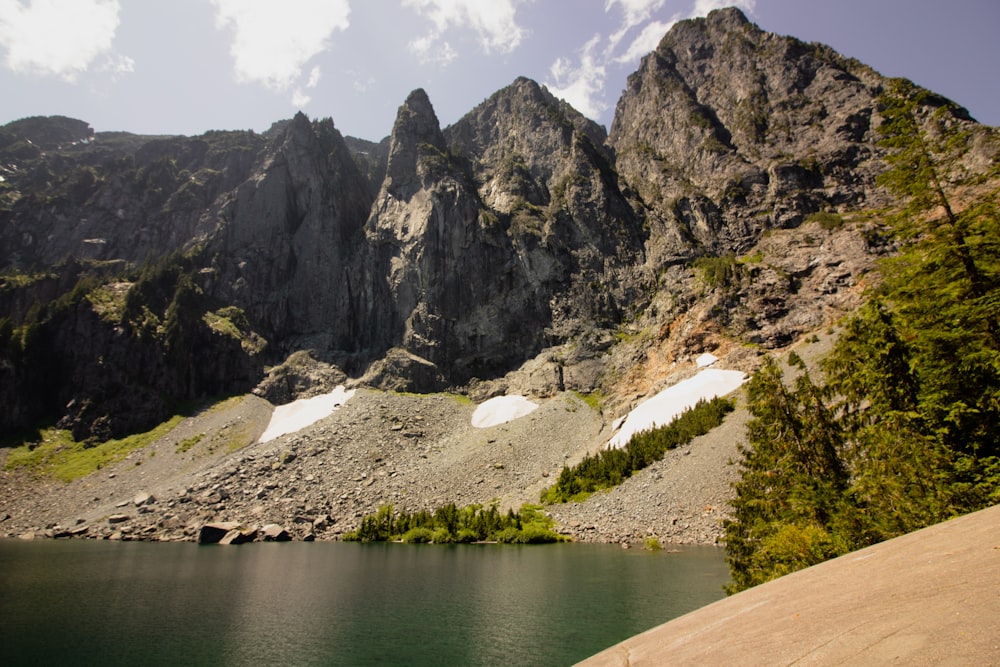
[0,386,747,547]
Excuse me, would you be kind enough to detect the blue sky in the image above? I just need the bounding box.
[1,0,997,141]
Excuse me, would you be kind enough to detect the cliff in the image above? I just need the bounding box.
[0,7,996,439]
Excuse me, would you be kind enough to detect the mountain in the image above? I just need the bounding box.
[0,7,996,443]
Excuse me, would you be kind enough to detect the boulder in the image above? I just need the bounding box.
[197,521,242,544]
[133,491,155,506]
[219,527,258,545]
[261,524,292,542]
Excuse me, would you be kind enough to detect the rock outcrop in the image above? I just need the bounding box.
[609,7,890,262]
[204,112,374,351]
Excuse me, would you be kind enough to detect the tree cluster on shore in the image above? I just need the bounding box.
[342,502,567,544]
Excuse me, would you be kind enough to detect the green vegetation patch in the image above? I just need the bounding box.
[5,416,185,482]
[540,397,734,504]
[202,308,243,340]
[342,502,568,544]
[86,282,131,322]
[1,271,56,290]
[175,434,203,454]
[805,210,845,230]
[573,390,604,413]
[692,254,743,290]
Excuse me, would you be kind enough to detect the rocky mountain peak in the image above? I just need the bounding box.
[608,6,893,255]
[700,5,752,33]
[0,115,94,151]
[384,88,449,199]
[445,76,609,214]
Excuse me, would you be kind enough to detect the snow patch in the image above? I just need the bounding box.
[259,386,355,443]
[607,368,746,449]
[696,352,718,368]
[471,395,539,428]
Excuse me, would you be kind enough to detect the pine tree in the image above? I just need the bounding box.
[724,359,852,592]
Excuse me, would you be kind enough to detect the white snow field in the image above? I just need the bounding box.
[607,368,746,449]
[471,395,540,428]
[259,386,356,443]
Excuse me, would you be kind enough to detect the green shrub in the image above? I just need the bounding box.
[346,502,568,545]
[401,527,435,543]
[455,528,479,543]
[494,527,523,544]
[519,524,562,544]
[175,434,202,454]
[431,527,453,544]
[692,255,743,290]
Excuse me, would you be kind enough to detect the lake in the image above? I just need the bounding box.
[0,540,728,666]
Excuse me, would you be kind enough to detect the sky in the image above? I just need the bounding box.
[0,0,997,141]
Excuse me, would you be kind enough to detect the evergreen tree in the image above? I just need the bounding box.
[823,303,955,541]
[724,359,852,592]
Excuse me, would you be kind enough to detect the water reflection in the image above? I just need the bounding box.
[0,540,728,666]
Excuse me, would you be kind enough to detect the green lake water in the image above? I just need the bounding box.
[0,539,728,666]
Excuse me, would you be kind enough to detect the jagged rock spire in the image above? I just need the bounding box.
[384,88,447,199]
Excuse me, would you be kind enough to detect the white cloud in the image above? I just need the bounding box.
[613,19,673,64]
[607,0,756,66]
[0,0,126,81]
[403,0,526,61]
[544,34,608,121]
[291,65,322,108]
[352,73,375,94]
[212,0,349,98]
[605,0,666,26]
[408,34,457,66]
[98,52,135,81]
[605,0,667,49]
[549,0,758,121]
[306,66,321,89]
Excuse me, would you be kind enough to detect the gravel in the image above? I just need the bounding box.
[0,387,747,546]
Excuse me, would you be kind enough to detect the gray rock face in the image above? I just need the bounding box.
[364,86,569,382]
[0,8,993,437]
[253,350,347,404]
[0,124,266,269]
[219,526,258,545]
[609,7,889,259]
[360,80,648,385]
[205,112,373,350]
[260,523,291,542]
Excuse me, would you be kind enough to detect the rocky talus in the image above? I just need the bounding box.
[0,330,840,546]
[0,384,743,545]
